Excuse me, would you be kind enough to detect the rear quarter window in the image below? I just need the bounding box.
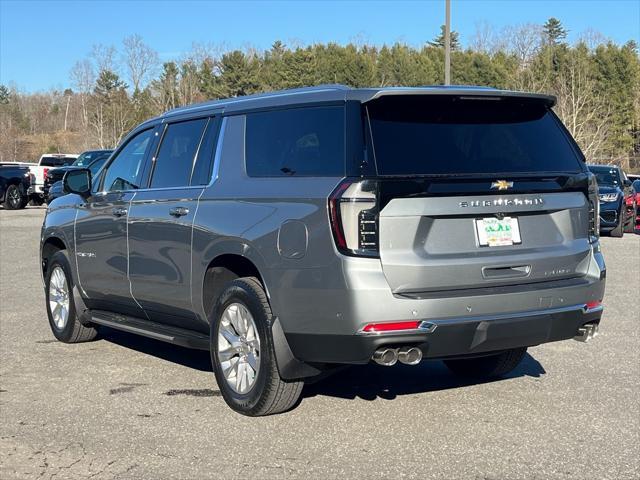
[245,106,345,177]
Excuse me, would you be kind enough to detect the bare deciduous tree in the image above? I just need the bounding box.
[122,34,159,93]
[91,44,117,74]
[503,23,544,68]
[578,29,609,51]
[554,52,611,160]
[470,21,496,55]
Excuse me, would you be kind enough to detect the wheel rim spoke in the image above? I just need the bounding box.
[219,322,240,346]
[218,345,240,361]
[229,306,244,336]
[217,302,261,394]
[223,357,239,379]
[246,352,259,371]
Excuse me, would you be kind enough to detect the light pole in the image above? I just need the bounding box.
[444,0,451,85]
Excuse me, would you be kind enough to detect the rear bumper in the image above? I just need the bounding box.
[287,304,603,364]
[276,244,605,366]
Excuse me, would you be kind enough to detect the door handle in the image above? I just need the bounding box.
[169,206,189,217]
[112,207,128,217]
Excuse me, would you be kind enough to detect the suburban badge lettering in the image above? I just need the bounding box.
[459,197,544,208]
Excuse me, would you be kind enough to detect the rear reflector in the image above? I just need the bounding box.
[361,321,421,333]
[585,301,602,310]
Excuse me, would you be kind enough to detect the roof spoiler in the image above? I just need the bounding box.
[363,88,557,108]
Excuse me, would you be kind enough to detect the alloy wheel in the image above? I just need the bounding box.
[217,302,261,394]
[8,187,20,208]
[48,266,70,330]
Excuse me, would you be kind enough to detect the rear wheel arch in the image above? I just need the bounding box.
[202,254,267,320]
[200,249,320,381]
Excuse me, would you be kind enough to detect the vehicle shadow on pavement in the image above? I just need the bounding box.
[96,327,545,401]
[302,353,545,401]
[98,327,213,372]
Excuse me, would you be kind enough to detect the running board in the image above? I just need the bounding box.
[89,310,210,350]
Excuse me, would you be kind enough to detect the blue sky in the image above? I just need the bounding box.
[1,0,639,92]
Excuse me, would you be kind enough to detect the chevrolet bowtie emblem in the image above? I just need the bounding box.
[491,180,513,190]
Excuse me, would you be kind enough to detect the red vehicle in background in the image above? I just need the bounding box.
[629,178,640,232]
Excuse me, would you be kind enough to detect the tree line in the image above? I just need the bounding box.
[1,18,639,171]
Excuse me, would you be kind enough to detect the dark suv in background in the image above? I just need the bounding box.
[41,85,606,416]
[587,164,635,236]
[43,149,113,202]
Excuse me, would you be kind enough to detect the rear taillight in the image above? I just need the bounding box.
[329,179,379,257]
[588,173,600,243]
[43,168,49,178]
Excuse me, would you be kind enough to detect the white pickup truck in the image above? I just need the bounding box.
[24,154,77,204]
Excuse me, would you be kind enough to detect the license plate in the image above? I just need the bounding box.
[476,217,521,247]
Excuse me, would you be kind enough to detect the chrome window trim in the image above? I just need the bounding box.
[210,116,226,184]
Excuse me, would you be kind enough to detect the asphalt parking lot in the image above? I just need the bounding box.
[0,207,638,480]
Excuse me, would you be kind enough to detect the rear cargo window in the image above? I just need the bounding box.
[245,106,344,177]
[40,156,75,167]
[366,96,582,176]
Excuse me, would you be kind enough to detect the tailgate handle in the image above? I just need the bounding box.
[482,265,531,279]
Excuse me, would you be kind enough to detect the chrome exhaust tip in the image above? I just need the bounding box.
[372,347,398,366]
[574,323,599,342]
[397,346,423,366]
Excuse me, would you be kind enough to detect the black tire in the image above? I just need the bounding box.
[44,250,98,343]
[624,207,636,233]
[210,277,303,416]
[610,211,624,237]
[444,347,527,379]
[3,184,24,210]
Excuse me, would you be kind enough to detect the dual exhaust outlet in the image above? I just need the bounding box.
[573,322,599,342]
[373,322,599,365]
[372,346,422,366]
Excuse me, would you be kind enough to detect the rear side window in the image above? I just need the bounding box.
[150,118,208,188]
[366,96,582,176]
[246,106,345,177]
[190,118,219,185]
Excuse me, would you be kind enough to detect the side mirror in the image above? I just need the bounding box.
[63,169,91,197]
[623,179,632,187]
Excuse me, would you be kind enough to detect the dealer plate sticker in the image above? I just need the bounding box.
[476,217,521,247]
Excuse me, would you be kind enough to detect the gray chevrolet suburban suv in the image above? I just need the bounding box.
[41,85,606,416]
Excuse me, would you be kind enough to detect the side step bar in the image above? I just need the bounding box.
[89,310,210,350]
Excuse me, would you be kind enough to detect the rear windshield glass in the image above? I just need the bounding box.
[366,96,582,176]
[73,151,112,167]
[40,156,75,167]
[588,165,621,186]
